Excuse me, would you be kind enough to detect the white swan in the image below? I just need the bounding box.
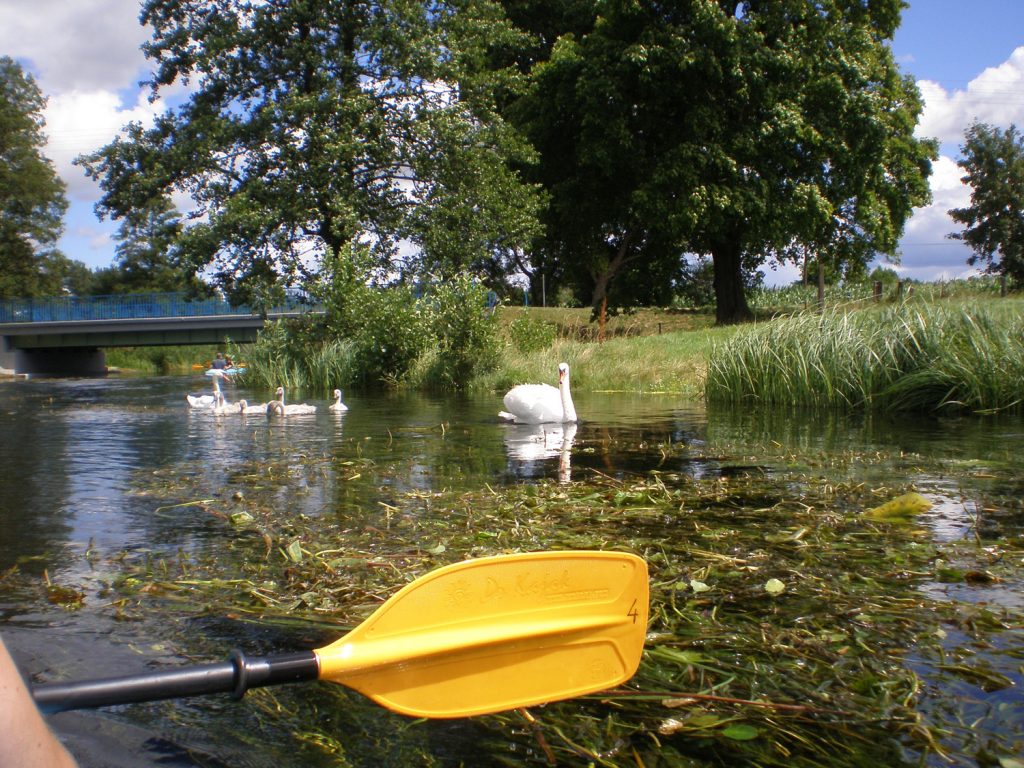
[267,386,317,416]
[187,370,226,408]
[236,399,270,415]
[329,389,348,413]
[498,362,577,424]
[211,391,238,415]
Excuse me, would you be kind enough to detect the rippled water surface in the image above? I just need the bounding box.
[1,374,1022,766]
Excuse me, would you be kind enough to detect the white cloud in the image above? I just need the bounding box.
[43,90,164,201]
[0,0,198,271]
[0,0,149,95]
[1,0,164,224]
[70,223,113,252]
[916,46,1024,145]
[904,155,970,239]
[894,155,978,279]
[902,47,1024,281]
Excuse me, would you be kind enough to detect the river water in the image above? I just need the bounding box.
[0,374,1021,766]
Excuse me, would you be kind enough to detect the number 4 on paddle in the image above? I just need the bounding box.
[33,551,649,719]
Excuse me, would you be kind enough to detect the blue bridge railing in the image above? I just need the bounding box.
[0,291,317,324]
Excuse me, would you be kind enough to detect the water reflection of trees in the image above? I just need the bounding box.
[0,385,73,570]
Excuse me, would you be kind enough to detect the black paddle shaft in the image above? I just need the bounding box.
[32,650,319,714]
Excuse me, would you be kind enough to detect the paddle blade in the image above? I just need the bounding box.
[315,550,648,718]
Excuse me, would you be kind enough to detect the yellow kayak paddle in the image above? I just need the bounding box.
[33,550,648,718]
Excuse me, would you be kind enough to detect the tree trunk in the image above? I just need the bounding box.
[710,240,753,325]
[589,230,636,329]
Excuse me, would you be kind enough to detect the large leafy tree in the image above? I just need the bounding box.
[90,195,204,294]
[0,56,69,298]
[79,0,543,304]
[499,0,934,323]
[948,122,1024,285]
[764,2,935,299]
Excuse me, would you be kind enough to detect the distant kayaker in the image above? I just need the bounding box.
[211,352,228,370]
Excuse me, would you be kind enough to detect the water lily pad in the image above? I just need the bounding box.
[866,492,932,521]
[721,724,760,741]
[285,540,304,563]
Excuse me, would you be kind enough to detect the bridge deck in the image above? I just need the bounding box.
[0,291,314,324]
[0,291,322,374]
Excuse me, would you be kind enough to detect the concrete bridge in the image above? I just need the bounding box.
[0,292,319,376]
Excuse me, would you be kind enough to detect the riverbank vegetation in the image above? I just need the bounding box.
[105,275,1024,412]
[706,298,1024,413]
[105,345,222,375]
[238,273,1024,413]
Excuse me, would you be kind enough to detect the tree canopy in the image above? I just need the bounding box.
[89,195,207,295]
[79,0,544,306]
[0,56,69,298]
[948,122,1024,285]
[79,0,935,323]
[497,0,935,323]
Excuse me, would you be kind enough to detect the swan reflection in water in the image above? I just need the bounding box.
[502,422,578,483]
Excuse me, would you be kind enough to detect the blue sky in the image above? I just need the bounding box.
[884,0,1024,283]
[2,0,1024,284]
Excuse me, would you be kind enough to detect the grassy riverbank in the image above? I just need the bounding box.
[104,277,1024,413]
[104,307,730,399]
[106,344,225,374]
[469,319,736,400]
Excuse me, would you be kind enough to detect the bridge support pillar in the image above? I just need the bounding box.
[0,336,15,375]
[1,340,107,377]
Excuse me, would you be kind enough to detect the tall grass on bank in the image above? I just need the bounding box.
[745,275,1006,314]
[238,322,357,393]
[705,301,1024,412]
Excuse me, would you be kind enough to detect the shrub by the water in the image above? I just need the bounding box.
[238,319,346,392]
[412,272,501,389]
[506,311,557,353]
[243,268,499,392]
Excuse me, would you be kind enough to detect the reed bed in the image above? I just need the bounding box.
[705,301,1024,413]
[236,323,357,394]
